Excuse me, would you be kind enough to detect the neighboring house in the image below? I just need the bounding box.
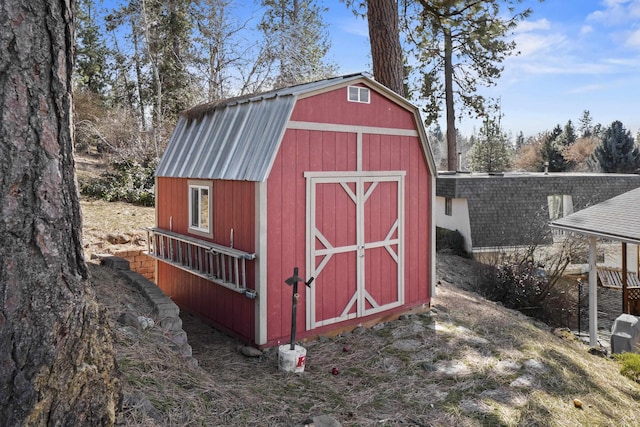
[149,73,436,348]
[550,187,640,347]
[435,172,640,256]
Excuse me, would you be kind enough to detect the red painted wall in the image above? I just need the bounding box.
[265,85,432,346]
[155,177,256,342]
[290,83,416,130]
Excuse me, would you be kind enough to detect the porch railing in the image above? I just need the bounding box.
[146,227,255,293]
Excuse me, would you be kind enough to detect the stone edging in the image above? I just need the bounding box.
[93,254,196,365]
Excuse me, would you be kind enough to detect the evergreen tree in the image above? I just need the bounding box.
[366,0,405,96]
[260,0,337,88]
[75,0,111,97]
[593,120,640,173]
[411,0,532,171]
[556,120,577,148]
[1,1,119,422]
[468,116,511,172]
[540,125,570,172]
[515,131,525,152]
[578,110,593,138]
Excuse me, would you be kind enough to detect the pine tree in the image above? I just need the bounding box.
[540,125,570,172]
[468,116,511,172]
[593,120,640,173]
[75,0,111,97]
[260,0,337,88]
[412,0,532,171]
[578,110,593,138]
[1,1,119,422]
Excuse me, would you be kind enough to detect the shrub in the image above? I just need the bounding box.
[473,261,578,328]
[436,227,469,257]
[80,158,156,206]
[477,262,546,310]
[614,352,640,383]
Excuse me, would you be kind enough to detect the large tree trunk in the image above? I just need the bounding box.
[443,26,457,171]
[367,0,404,96]
[0,1,120,424]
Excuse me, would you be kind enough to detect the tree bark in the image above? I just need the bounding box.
[367,0,404,96]
[0,1,120,424]
[443,26,457,171]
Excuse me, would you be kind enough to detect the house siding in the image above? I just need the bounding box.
[436,173,640,249]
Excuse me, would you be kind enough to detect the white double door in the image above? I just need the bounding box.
[305,172,405,329]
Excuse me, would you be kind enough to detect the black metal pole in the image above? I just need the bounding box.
[285,267,314,351]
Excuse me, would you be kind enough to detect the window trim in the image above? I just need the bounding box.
[347,85,370,104]
[188,180,213,238]
[445,197,453,216]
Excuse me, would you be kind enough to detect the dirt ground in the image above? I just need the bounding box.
[82,199,640,426]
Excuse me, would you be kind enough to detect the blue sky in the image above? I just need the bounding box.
[319,0,640,139]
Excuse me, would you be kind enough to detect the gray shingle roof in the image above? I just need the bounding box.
[550,187,640,244]
[436,173,640,249]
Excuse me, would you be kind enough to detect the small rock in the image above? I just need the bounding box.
[588,346,608,358]
[137,316,155,330]
[510,374,534,389]
[240,346,263,357]
[106,233,131,245]
[117,312,140,329]
[573,398,583,409]
[372,322,386,331]
[297,415,342,427]
[523,359,546,372]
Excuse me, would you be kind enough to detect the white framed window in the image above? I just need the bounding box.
[188,180,212,237]
[347,85,370,103]
[445,197,452,216]
[547,194,573,220]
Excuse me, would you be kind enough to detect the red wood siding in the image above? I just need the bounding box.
[266,122,432,345]
[155,177,257,343]
[363,134,431,304]
[290,84,416,130]
[156,177,255,252]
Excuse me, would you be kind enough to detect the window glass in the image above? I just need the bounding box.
[200,188,209,229]
[188,182,212,235]
[360,87,369,103]
[348,86,359,102]
[445,197,452,216]
[347,86,370,103]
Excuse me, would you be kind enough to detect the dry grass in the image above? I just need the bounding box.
[81,198,155,257]
[82,200,640,426]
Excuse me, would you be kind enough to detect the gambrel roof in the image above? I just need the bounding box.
[550,186,640,244]
[156,73,435,182]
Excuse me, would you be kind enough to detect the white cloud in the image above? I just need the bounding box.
[580,25,593,35]
[587,0,640,25]
[513,32,567,57]
[566,83,608,94]
[515,18,551,33]
[338,18,369,37]
[624,28,640,48]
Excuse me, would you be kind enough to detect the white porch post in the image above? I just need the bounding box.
[588,236,598,347]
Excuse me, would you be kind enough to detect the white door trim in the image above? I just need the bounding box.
[305,172,405,330]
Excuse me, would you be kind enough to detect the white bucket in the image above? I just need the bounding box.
[278,344,307,373]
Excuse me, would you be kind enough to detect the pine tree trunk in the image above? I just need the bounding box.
[0,1,120,424]
[367,0,404,96]
[444,26,457,171]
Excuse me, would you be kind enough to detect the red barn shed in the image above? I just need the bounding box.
[149,73,436,348]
